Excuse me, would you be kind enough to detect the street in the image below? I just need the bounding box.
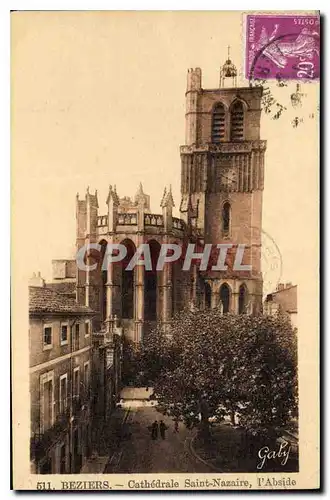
[104,403,211,473]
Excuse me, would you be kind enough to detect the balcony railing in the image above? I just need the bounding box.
[172,217,185,231]
[117,213,137,225]
[97,215,108,227]
[144,214,164,227]
[97,213,185,231]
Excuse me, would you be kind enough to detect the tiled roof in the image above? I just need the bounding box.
[29,286,94,315]
[46,282,76,296]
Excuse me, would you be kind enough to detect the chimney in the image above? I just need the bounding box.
[276,283,285,291]
[29,271,45,288]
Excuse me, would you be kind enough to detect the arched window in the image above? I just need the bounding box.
[205,283,212,309]
[230,101,244,141]
[212,103,226,143]
[222,202,230,234]
[219,283,230,313]
[145,240,161,321]
[238,284,248,314]
[121,239,136,319]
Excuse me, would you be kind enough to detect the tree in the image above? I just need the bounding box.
[121,337,141,386]
[139,309,298,442]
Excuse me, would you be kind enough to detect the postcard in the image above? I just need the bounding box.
[11,10,320,490]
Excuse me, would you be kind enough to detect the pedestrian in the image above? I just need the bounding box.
[159,420,168,440]
[174,420,179,433]
[151,420,158,440]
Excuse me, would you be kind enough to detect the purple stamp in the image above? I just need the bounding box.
[246,14,320,80]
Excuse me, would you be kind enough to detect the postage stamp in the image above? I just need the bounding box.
[246,14,320,81]
[11,10,319,491]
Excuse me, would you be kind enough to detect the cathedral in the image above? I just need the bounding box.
[76,58,267,343]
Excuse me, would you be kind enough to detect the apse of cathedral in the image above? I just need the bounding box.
[76,57,266,343]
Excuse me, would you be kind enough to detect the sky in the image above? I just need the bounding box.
[12,11,319,288]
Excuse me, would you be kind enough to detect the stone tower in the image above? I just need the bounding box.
[180,59,267,314]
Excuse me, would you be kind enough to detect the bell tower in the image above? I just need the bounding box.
[180,57,267,314]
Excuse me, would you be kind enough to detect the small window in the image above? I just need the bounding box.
[61,324,68,345]
[84,321,90,337]
[43,325,52,349]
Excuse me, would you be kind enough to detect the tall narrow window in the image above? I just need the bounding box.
[144,240,161,321]
[41,375,54,432]
[205,283,212,309]
[222,202,230,234]
[84,361,90,389]
[40,372,54,433]
[121,240,135,319]
[74,324,80,351]
[212,103,225,142]
[73,367,80,416]
[230,101,244,141]
[238,284,248,314]
[122,269,134,318]
[145,273,157,320]
[219,283,230,313]
[59,374,68,414]
[73,368,80,397]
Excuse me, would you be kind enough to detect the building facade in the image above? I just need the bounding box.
[264,283,298,329]
[49,259,123,447]
[75,60,266,343]
[29,274,94,474]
